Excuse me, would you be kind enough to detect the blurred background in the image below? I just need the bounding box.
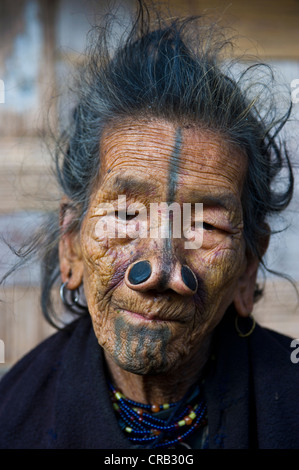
[0,0,299,375]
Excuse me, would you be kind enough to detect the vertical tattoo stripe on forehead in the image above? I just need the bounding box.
[166,127,182,203]
[161,127,183,278]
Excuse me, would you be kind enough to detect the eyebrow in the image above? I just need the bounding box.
[109,175,156,196]
[188,192,241,213]
[107,176,240,212]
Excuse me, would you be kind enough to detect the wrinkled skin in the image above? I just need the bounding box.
[59,118,262,404]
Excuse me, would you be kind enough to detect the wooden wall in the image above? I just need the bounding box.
[171,0,299,60]
[0,0,60,374]
[0,0,299,376]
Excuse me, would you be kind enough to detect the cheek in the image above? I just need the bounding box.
[206,248,240,282]
[81,219,126,282]
[189,239,245,312]
[80,217,145,316]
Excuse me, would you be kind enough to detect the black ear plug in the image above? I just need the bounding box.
[128,260,152,285]
[181,265,198,292]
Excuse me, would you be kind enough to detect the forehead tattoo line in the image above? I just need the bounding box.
[166,127,183,204]
[161,127,183,283]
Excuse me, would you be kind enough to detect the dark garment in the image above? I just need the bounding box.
[0,312,298,449]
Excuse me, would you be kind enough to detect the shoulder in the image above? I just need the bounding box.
[250,322,299,447]
[0,316,89,389]
[209,314,299,448]
[0,315,93,448]
[254,321,299,386]
[252,321,297,364]
[249,320,299,387]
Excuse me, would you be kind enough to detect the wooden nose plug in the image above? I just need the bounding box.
[181,265,198,292]
[128,260,152,285]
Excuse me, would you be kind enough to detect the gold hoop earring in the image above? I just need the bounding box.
[235,315,256,338]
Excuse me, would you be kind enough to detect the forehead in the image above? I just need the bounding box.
[99,119,247,200]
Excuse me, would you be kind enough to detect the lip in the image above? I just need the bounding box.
[117,307,174,323]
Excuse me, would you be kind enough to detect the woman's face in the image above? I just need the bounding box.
[61,119,257,375]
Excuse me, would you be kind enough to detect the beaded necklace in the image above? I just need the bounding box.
[109,382,207,448]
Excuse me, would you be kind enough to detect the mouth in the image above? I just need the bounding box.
[116,307,178,324]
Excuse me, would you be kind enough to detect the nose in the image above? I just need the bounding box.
[125,259,198,296]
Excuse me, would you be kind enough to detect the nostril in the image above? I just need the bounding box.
[128,260,152,285]
[181,265,198,292]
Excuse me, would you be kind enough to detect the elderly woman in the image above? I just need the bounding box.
[0,2,298,449]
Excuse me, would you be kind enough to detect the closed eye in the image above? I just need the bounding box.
[203,222,216,231]
[115,210,139,221]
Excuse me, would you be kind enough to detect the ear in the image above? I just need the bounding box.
[233,255,260,317]
[233,230,270,317]
[59,198,84,290]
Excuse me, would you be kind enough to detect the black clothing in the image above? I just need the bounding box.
[0,313,298,449]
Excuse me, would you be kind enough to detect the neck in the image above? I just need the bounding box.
[104,335,212,405]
